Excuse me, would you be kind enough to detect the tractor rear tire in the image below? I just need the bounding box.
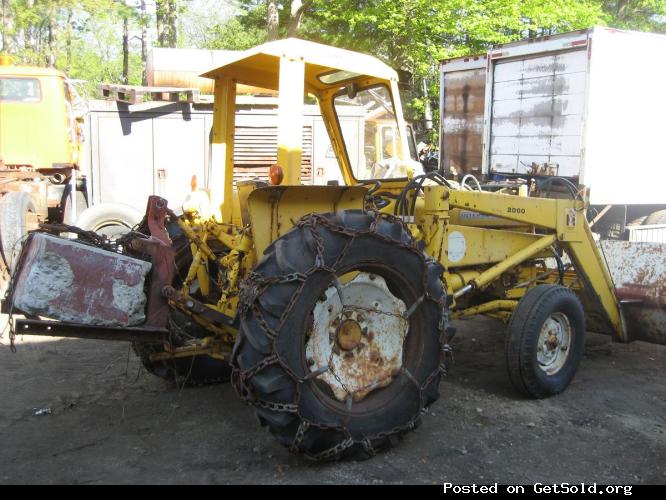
[232,210,448,460]
[505,285,585,398]
[0,192,37,272]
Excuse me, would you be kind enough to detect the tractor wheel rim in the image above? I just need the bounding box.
[536,312,572,375]
[305,272,408,404]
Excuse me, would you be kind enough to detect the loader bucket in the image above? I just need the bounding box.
[601,241,666,345]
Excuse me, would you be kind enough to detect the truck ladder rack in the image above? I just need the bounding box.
[99,84,201,105]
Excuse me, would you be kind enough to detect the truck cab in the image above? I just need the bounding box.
[0,58,83,170]
[0,55,86,271]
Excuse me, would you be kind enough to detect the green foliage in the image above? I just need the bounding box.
[219,0,615,128]
[206,15,266,50]
[1,0,664,108]
[600,1,666,33]
[1,0,144,97]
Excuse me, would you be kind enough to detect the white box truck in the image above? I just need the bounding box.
[439,27,666,241]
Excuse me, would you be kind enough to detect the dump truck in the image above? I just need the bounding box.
[4,38,665,461]
[0,55,87,274]
[438,26,666,242]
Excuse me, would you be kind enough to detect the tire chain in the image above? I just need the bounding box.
[233,210,452,460]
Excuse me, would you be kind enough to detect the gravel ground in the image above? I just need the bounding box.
[1,316,665,485]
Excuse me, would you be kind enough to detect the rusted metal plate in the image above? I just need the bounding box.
[305,273,407,403]
[440,67,486,176]
[601,240,666,345]
[11,233,152,327]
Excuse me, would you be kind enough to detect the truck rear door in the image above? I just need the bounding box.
[488,48,588,177]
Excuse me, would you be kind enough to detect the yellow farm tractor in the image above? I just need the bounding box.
[4,39,665,461]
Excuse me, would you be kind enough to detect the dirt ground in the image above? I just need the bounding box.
[1,315,665,485]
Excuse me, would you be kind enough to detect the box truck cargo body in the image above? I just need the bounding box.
[439,27,666,240]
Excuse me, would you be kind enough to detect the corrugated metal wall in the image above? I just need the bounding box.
[233,125,313,186]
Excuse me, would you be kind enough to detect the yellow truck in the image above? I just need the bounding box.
[0,55,86,272]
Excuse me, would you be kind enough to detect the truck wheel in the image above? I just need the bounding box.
[132,224,232,386]
[75,203,142,239]
[643,209,666,225]
[505,285,585,398]
[0,192,38,272]
[232,210,448,460]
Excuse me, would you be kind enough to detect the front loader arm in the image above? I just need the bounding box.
[422,186,625,340]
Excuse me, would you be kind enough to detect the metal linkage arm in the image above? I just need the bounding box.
[428,187,625,340]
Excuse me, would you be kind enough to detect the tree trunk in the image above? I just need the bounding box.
[66,8,73,74]
[616,0,630,20]
[156,0,178,47]
[266,0,279,41]
[1,0,10,52]
[288,0,303,37]
[140,1,148,85]
[23,0,36,57]
[47,0,56,67]
[122,15,129,84]
[287,0,308,38]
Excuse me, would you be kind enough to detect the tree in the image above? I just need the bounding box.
[601,0,666,32]
[207,16,265,50]
[156,0,179,47]
[1,0,662,105]
[1,0,14,53]
[266,0,278,40]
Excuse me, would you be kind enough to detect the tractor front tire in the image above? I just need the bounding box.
[232,210,448,460]
[505,285,586,398]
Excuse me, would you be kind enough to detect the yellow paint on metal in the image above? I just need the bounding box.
[420,185,624,339]
[451,300,517,319]
[337,319,363,351]
[201,38,411,189]
[247,185,367,258]
[469,234,557,290]
[445,270,481,295]
[210,75,236,222]
[0,65,79,169]
[440,224,547,267]
[200,38,398,90]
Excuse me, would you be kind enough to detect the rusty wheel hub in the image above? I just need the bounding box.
[305,272,408,404]
[336,319,363,351]
[537,312,572,375]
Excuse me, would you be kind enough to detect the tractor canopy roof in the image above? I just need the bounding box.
[200,38,398,92]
